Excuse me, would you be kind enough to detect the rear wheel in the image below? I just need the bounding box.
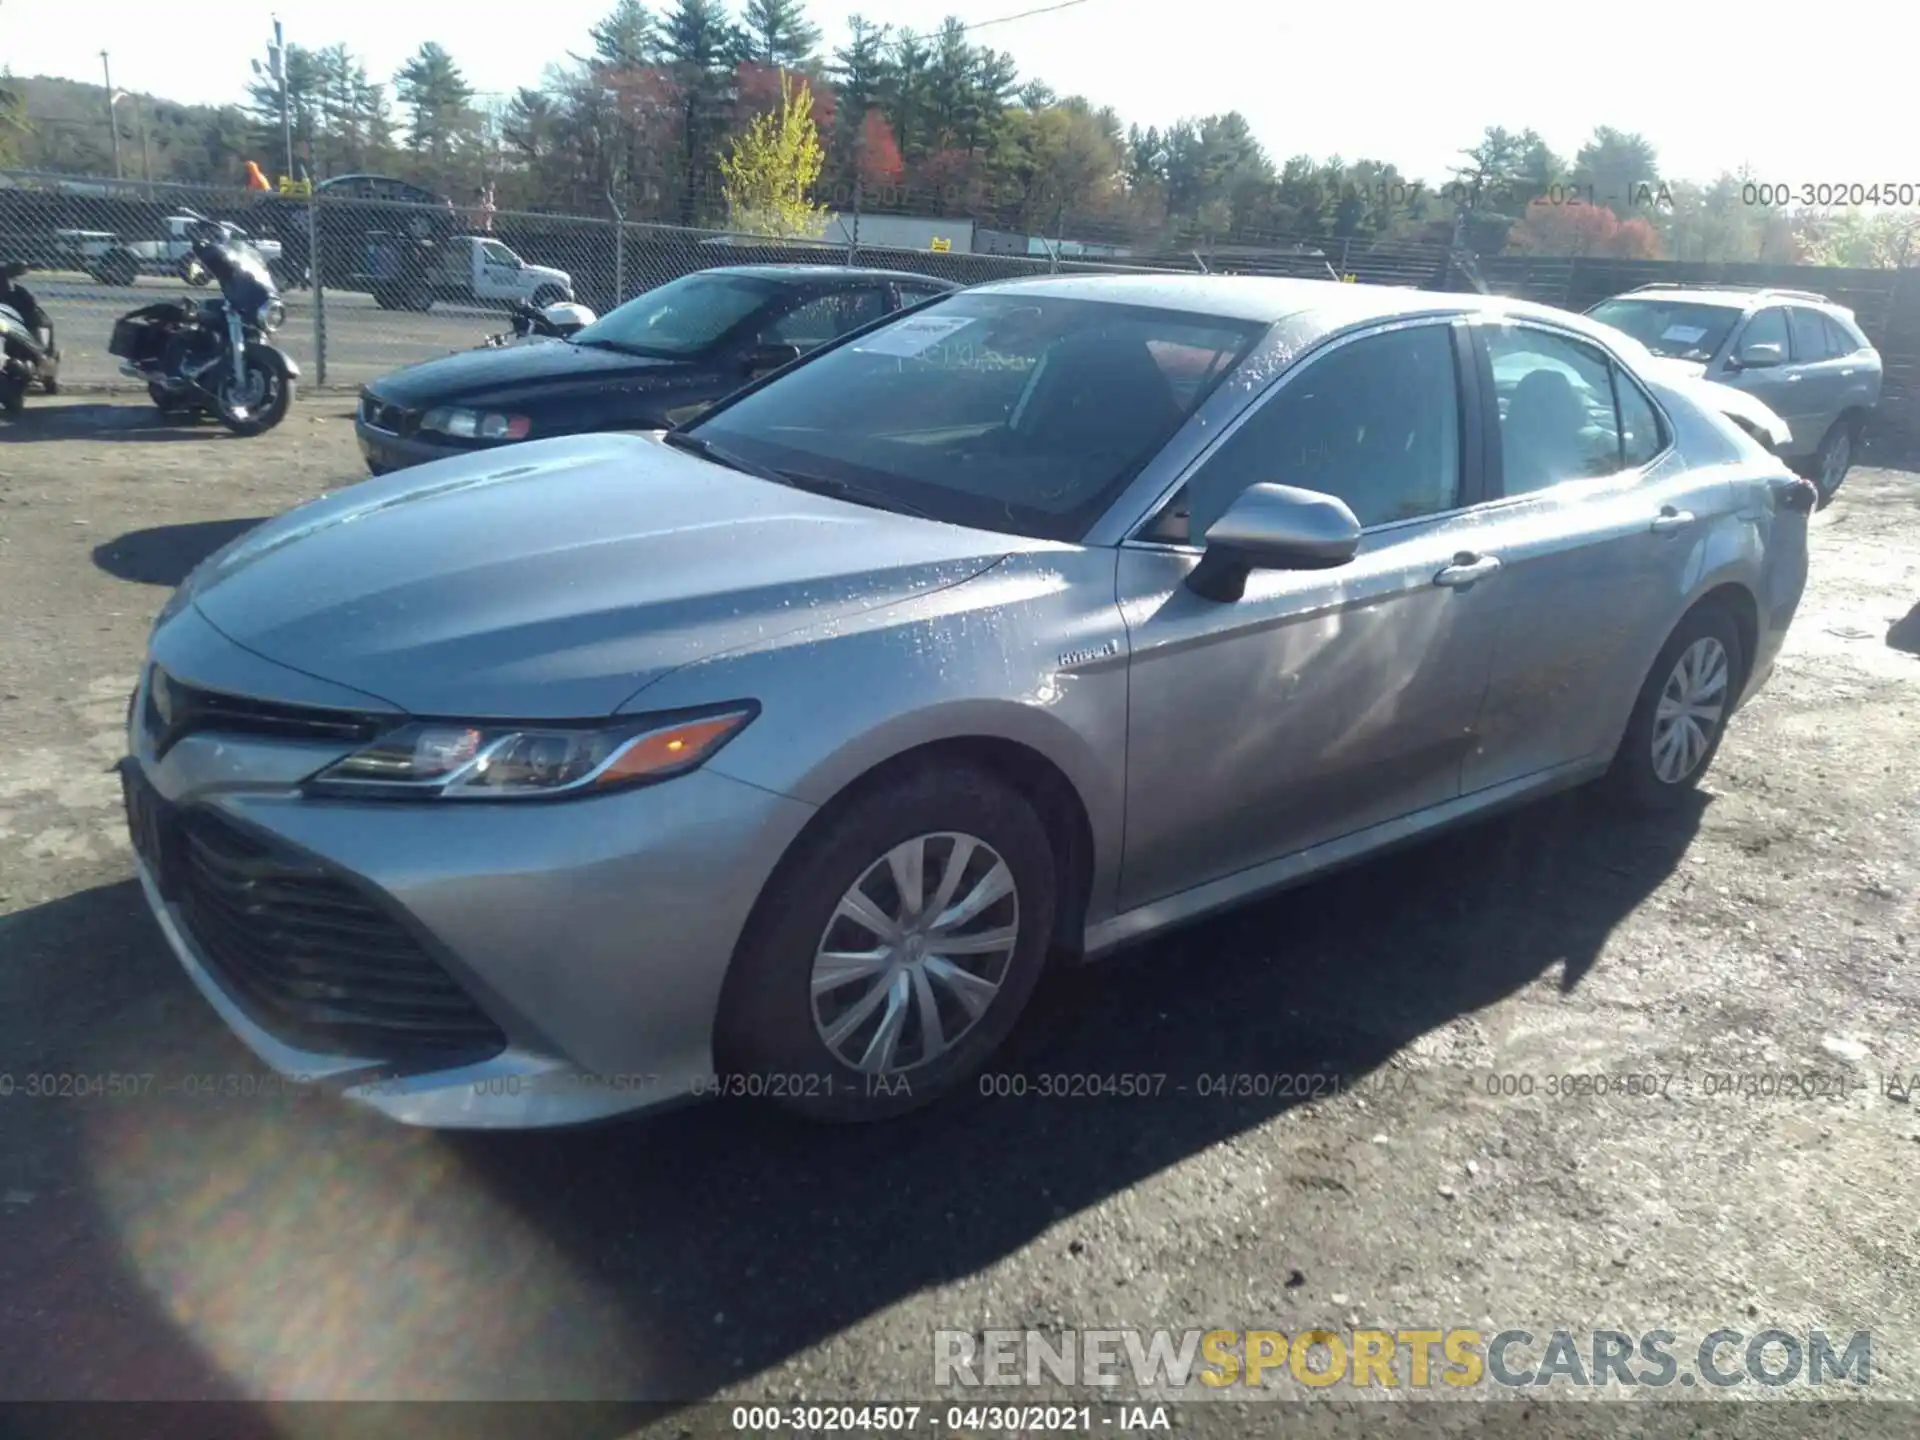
[716,763,1057,1123]
[0,376,23,416]
[1810,415,1858,506]
[1603,603,1744,812]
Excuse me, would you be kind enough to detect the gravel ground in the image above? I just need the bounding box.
[0,398,1916,1438]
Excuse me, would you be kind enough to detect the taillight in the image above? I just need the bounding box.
[1771,474,1819,514]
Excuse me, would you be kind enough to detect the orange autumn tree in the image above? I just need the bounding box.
[1505,198,1664,258]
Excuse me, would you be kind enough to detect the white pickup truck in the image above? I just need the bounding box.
[65,216,284,288]
[362,234,573,312]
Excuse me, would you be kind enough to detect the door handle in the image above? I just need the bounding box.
[1649,506,1694,534]
[1434,553,1501,587]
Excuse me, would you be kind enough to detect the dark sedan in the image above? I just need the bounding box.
[355,265,959,474]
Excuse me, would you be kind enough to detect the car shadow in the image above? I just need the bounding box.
[0,782,1702,1427]
[92,520,267,587]
[1888,601,1920,657]
[0,402,224,443]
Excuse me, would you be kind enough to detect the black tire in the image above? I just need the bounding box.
[41,374,59,396]
[0,378,23,416]
[214,351,294,436]
[101,251,138,288]
[1603,602,1745,812]
[715,762,1058,1123]
[1809,414,1859,508]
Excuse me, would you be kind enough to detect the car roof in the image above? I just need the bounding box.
[959,272,1646,341]
[1601,286,1841,313]
[703,264,957,288]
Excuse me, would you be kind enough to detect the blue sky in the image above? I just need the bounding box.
[6,0,1909,190]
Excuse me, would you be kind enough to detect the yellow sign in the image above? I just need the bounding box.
[1340,272,1357,282]
[929,237,952,252]
[278,176,312,197]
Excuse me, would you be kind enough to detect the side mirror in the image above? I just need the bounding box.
[742,341,802,376]
[1733,339,1785,370]
[1185,483,1362,602]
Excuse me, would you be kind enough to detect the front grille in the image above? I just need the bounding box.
[358,392,416,436]
[126,768,506,1066]
[145,666,389,758]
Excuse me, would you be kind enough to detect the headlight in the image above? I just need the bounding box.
[256,298,286,333]
[420,405,533,441]
[304,706,756,799]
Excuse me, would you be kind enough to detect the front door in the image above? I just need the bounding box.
[1117,318,1505,910]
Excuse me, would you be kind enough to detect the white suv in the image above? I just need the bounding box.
[1588,285,1881,503]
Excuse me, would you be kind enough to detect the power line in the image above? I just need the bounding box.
[960,0,1095,33]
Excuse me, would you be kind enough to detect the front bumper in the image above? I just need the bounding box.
[354,417,474,475]
[123,657,818,1129]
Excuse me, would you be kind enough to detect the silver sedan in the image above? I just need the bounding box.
[121,276,1816,1128]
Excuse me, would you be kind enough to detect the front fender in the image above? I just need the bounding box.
[246,341,300,380]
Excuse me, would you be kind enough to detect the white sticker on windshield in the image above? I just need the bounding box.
[1661,324,1709,343]
[853,314,976,357]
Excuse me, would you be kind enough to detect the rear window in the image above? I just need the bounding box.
[1585,298,1743,362]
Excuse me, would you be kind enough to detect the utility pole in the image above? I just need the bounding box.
[100,51,122,179]
[270,17,294,184]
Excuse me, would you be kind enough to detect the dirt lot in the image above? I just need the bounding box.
[0,397,1916,1436]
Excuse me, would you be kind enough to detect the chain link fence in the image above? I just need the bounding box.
[2,169,1488,391]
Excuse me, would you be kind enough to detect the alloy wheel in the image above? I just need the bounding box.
[809,831,1020,1076]
[1651,636,1729,784]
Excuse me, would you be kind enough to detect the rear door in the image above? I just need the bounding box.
[1459,318,1733,793]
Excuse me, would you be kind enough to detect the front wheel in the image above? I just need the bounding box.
[1603,603,1745,812]
[0,376,24,416]
[214,351,294,436]
[179,256,210,287]
[715,763,1058,1123]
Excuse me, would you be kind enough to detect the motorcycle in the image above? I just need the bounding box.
[482,297,598,348]
[108,228,299,435]
[0,263,61,416]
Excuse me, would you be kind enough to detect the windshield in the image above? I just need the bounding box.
[686,292,1265,542]
[571,271,783,357]
[1585,298,1742,362]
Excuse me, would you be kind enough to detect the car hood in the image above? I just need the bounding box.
[178,433,1023,719]
[367,340,693,407]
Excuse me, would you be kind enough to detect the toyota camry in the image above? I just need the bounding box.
[122,275,1815,1128]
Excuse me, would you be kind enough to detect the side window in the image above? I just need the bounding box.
[1483,323,1624,495]
[480,241,516,267]
[1787,308,1832,362]
[1614,368,1664,469]
[763,288,890,348]
[1821,313,1860,357]
[896,283,948,306]
[1737,307,1789,358]
[1169,323,1462,541]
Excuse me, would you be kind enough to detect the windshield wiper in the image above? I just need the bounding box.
[661,433,928,517]
[660,429,788,482]
[574,337,668,358]
[771,469,930,519]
